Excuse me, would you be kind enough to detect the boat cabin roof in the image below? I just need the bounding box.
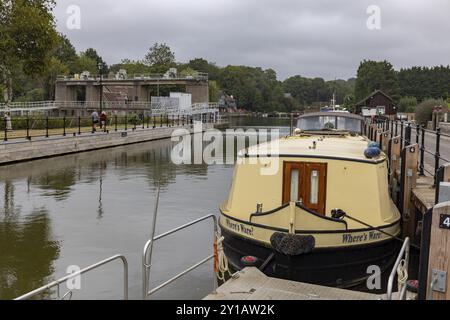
[245,134,385,163]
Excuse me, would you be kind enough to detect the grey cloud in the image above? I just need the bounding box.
[54,0,450,80]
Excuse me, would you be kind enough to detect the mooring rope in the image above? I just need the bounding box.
[215,232,232,282]
[397,259,408,293]
[342,213,420,250]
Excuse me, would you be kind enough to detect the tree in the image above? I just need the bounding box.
[74,53,98,75]
[355,60,400,102]
[53,34,78,73]
[144,43,175,67]
[186,58,220,80]
[84,48,108,74]
[0,0,58,105]
[397,96,417,113]
[343,94,356,112]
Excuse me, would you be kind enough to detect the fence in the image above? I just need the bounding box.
[0,101,219,116]
[365,118,450,187]
[1,113,218,142]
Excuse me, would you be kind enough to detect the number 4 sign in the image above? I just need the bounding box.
[439,214,450,230]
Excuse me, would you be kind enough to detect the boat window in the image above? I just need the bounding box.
[290,169,299,202]
[298,115,362,133]
[310,170,319,204]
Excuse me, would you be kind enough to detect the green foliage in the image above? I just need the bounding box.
[218,66,285,111]
[83,48,108,74]
[415,98,446,126]
[179,67,198,77]
[355,60,400,102]
[343,94,355,112]
[53,34,78,73]
[282,76,354,107]
[109,59,150,76]
[398,66,450,101]
[74,53,98,75]
[144,43,175,67]
[208,80,220,102]
[397,96,417,113]
[185,58,220,80]
[0,0,58,103]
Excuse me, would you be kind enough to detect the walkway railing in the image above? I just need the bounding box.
[14,254,129,300]
[57,72,209,81]
[1,111,220,142]
[0,101,219,115]
[142,214,218,299]
[387,237,410,300]
[366,118,450,187]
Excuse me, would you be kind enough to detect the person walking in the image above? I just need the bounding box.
[100,111,107,132]
[91,110,99,132]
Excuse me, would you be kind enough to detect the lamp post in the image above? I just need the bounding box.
[98,62,103,112]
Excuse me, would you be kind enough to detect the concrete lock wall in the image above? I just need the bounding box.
[0,124,214,165]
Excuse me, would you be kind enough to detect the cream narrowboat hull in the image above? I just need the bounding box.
[220,223,399,288]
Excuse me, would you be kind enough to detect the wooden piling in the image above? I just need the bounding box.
[390,136,401,186]
[380,131,390,154]
[400,144,419,239]
[426,201,450,300]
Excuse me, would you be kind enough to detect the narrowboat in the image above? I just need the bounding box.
[219,112,401,288]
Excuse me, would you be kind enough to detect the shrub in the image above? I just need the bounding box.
[397,96,417,113]
[415,98,446,126]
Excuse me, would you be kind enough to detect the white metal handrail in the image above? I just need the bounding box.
[14,254,128,300]
[57,73,208,81]
[386,237,410,300]
[142,214,218,299]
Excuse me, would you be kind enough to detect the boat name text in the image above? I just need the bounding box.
[342,231,382,243]
[225,219,254,236]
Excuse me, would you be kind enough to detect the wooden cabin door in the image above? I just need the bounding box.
[283,162,327,215]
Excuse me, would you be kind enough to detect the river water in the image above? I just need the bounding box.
[0,117,289,300]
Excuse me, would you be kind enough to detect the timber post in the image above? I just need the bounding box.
[426,201,450,300]
[400,144,419,239]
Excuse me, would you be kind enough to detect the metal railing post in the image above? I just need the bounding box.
[434,128,441,187]
[400,121,404,150]
[416,124,420,144]
[419,125,425,176]
[63,117,66,136]
[45,117,49,138]
[26,116,30,140]
[3,117,7,142]
[115,115,118,132]
[405,123,411,146]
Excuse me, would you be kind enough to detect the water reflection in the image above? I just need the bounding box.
[0,119,289,299]
[0,202,60,299]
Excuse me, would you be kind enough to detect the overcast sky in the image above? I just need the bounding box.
[53,0,450,80]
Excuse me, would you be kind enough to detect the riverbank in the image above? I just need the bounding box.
[0,123,215,165]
